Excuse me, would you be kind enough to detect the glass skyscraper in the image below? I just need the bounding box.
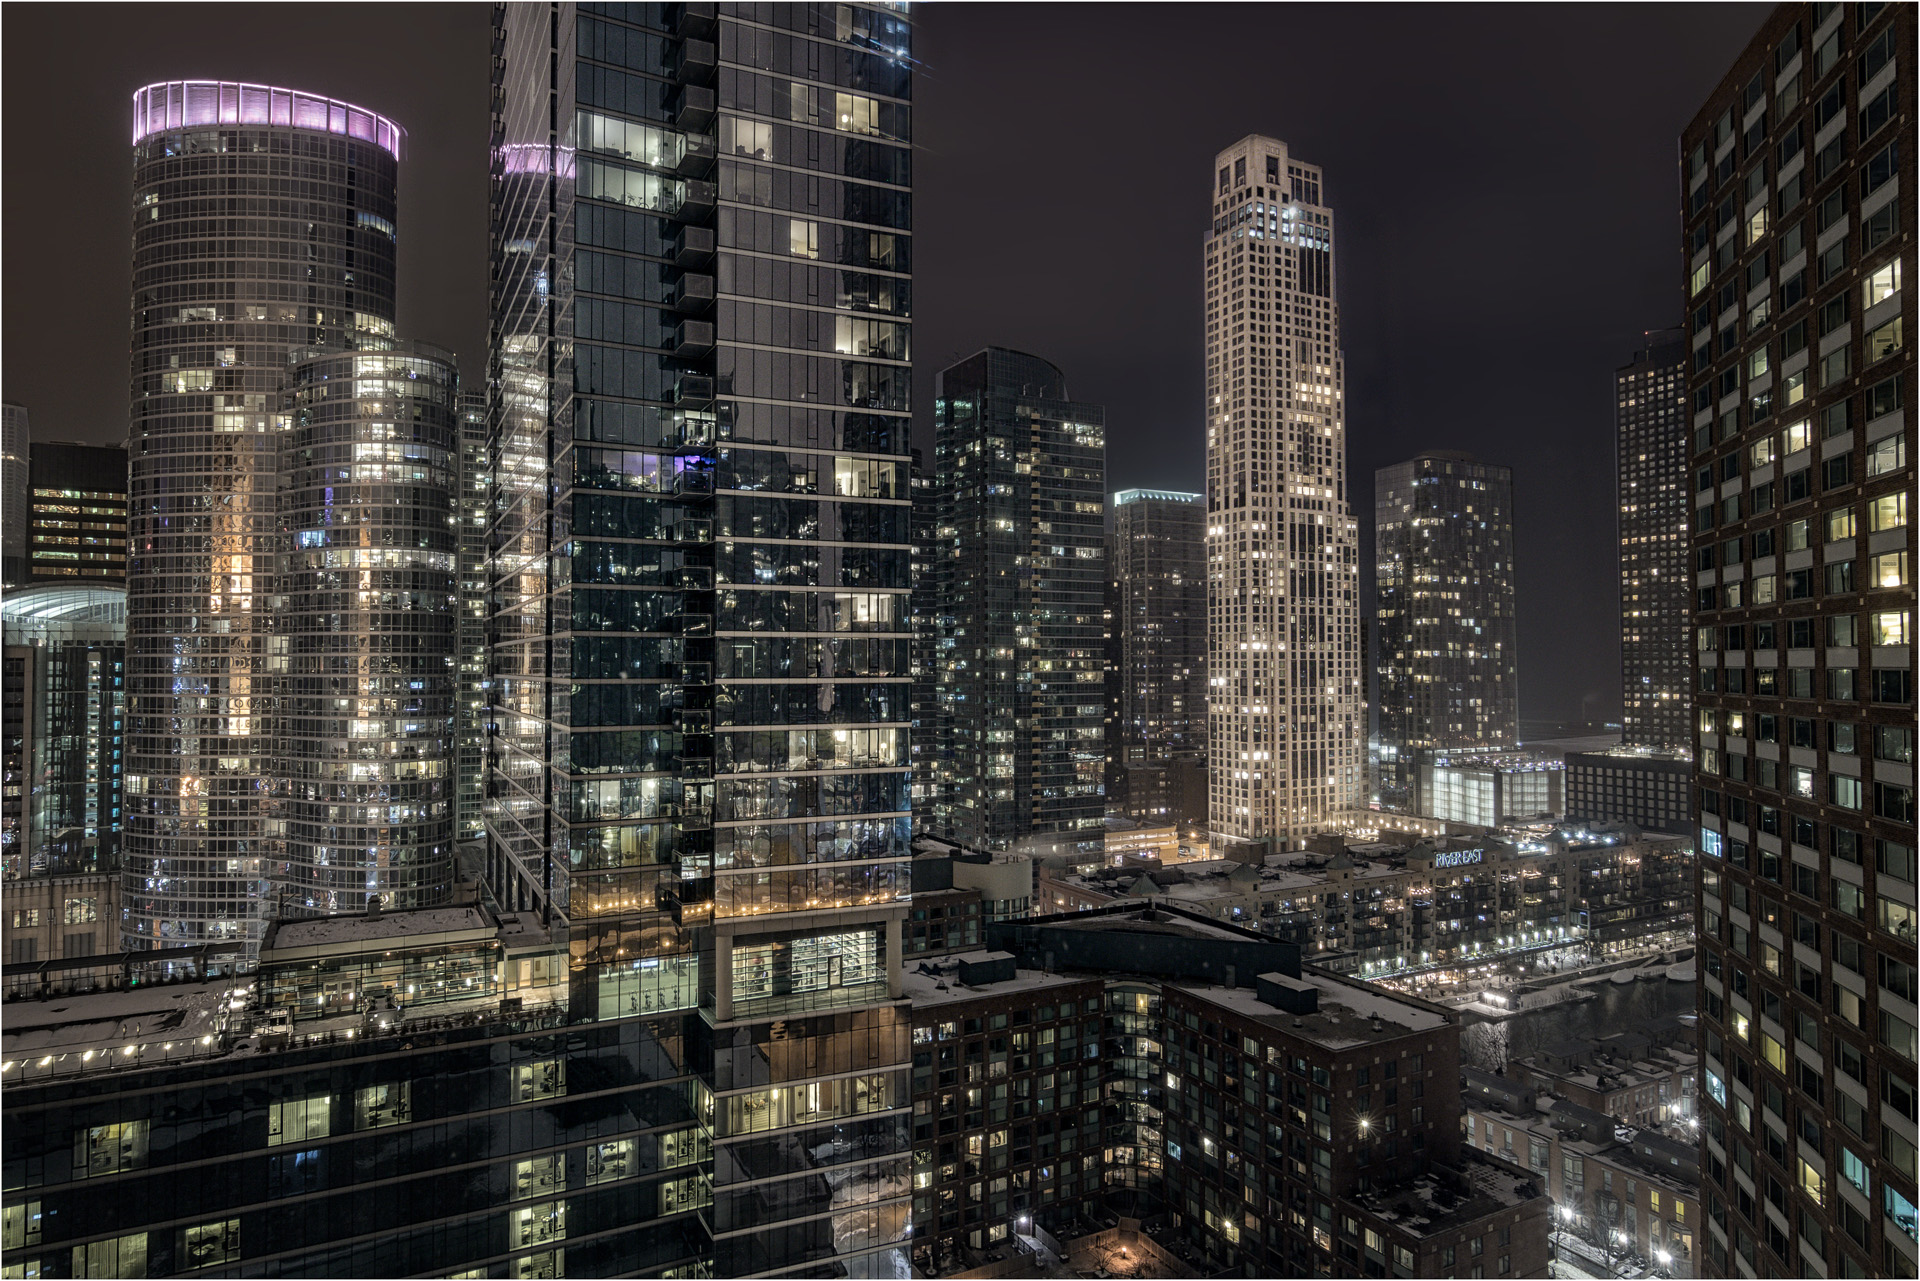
[1373,451,1518,805]
[927,348,1107,852]
[1204,135,1363,849]
[276,345,459,915]
[124,82,403,958]
[1110,487,1206,822]
[2,586,126,881]
[490,6,915,1274]
[457,391,490,842]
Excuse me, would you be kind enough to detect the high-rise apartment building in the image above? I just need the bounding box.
[1204,136,1363,850]
[1111,487,1207,822]
[928,348,1106,851]
[910,447,939,826]
[1683,7,1915,1278]
[491,6,915,1274]
[123,82,403,958]
[1618,329,1694,749]
[456,391,488,842]
[1373,452,1518,805]
[2,586,126,882]
[2,402,27,588]
[276,345,458,916]
[26,442,128,584]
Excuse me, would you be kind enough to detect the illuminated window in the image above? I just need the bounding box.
[179,1220,240,1270]
[267,1096,330,1147]
[1865,260,1901,308]
[75,1122,148,1178]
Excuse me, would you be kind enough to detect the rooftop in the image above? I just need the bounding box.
[1351,1149,1546,1240]
[263,905,495,953]
[902,952,1097,1009]
[1178,969,1450,1050]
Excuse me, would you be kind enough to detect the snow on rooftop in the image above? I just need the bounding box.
[265,906,494,951]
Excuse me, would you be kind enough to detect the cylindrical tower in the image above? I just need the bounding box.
[124,82,402,958]
[278,344,458,915]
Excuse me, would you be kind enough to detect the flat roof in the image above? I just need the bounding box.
[903,952,1098,1010]
[263,906,495,954]
[1176,970,1449,1050]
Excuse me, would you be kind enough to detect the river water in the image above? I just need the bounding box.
[1459,975,1699,1071]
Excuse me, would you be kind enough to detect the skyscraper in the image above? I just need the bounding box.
[1683,6,1916,1278]
[1373,451,1518,805]
[491,7,915,1274]
[1111,487,1207,822]
[456,391,488,843]
[2,586,126,881]
[1617,329,1693,748]
[26,441,128,583]
[910,446,939,827]
[1204,135,1362,850]
[929,348,1107,852]
[276,345,458,916]
[2,402,27,589]
[124,82,403,958]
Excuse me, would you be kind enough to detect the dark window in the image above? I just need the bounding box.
[1863,141,1899,198]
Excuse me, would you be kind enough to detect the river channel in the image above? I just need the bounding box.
[1459,975,1699,1071]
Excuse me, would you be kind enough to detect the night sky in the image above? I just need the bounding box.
[2,2,1767,726]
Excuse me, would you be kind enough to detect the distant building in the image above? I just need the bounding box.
[2,402,26,588]
[1615,330,1691,749]
[277,346,459,917]
[1464,1067,1701,1277]
[906,839,1033,958]
[2,586,126,885]
[929,348,1106,851]
[1564,746,1693,835]
[911,447,940,828]
[1111,488,1207,822]
[1417,749,1564,827]
[455,392,487,843]
[1374,452,1518,805]
[25,441,126,584]
[906,903,1553,1278]
[1205,135,1364,848]
[124,81,404,960]
[1038,823,1692,976]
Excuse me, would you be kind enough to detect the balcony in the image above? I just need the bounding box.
[674,2,717,39]
[671,85,715,132]
[667,323,712,364]
[673,374,714,408]
[672,273,715,313]
[673,224,715,268]
[674,38,717,84]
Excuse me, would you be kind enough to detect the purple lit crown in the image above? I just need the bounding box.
[132,81,402,158]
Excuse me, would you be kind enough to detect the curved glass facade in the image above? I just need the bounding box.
[124,82,401,957]
[278,346,457,914]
